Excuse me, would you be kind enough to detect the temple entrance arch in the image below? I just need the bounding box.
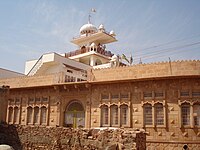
[64,100,85,128]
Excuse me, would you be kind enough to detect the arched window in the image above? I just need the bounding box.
[8,107,13,123]
[65,100,85,128]
[181,103,190,126]
[95,59,102,66]
[41,106,47,124]
[34,107,39,124]
[155,103,164,125]
[144,104,152,125]
[13,107,19,124]
[27,107,33,124]
[110,105,118,126]
[120,104,128,126]
[193,104,200,126]
[101,105,109,126]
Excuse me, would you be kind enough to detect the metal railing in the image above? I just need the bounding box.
[27,56,43,76]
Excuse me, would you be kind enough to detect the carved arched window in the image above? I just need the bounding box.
[193,103,200,126]
[101,105,109,126]
[13,107,19,124]
[155,103,164,125]
[181,103,190,126]
[8,107,13,123]
[120,104,128,126]
[41,106,47,124]
[34,107,40,124]
[144,104,152,125]
[27,106,33,124]
[110,105,118,126]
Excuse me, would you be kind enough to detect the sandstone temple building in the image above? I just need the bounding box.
[0,19,200,149]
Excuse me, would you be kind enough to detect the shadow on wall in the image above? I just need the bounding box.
[0,121,22,150]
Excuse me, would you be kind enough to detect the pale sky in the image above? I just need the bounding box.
[0,0,200,73]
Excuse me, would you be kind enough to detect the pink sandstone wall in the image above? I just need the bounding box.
[90,60,200,82]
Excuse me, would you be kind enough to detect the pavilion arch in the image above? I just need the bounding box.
[95,59,102,66]
[64,100,85,128]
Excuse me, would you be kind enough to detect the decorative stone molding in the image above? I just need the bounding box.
[197,132,200,137]
[183,132,188,137]
[171,132,175,136]
[170,107,174,111]
[170,120,174,124]
[158,132,162,136]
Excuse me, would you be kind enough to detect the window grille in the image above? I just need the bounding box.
[101,94,109,100]
[192,92,200,97]
[8,107,13,123]
[13,107,19,124]
[144,104,153,125]
[111,105,118,125]
[41,106,47,124]
[35,98,40,102]
[193,104,200,126]
[101,105,109,126]
[121,93,129,99]
[111,94,119,99]
[155,92,164,98]
[155,104,164,125]
[144,92,152,98]
[181,104,190,125]
[120,105,128,125]
[180,91,189,97]
[27,107,33,124]
[15,99,20,104]
[34,107,39,124]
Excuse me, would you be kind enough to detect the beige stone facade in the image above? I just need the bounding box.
[0,86,9,123]
[1,60,200,149]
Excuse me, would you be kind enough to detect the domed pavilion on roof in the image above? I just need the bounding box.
[66,20,118,68]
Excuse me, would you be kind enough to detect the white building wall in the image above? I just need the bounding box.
[25,59,38,75]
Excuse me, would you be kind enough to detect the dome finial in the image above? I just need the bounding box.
[88,14,91,24]
[88,8,96,24]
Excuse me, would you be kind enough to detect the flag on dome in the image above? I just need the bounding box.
[91,8,96,12]
[121,54,130,64]
[130,54,133,65]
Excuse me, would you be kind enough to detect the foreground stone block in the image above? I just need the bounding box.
[0,124,146,150]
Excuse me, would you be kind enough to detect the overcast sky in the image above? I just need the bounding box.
[0,0,200,73]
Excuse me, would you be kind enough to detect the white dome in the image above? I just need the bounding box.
[98,24,105,30]
[90,42,96,47]
[110,30,116,36]
[80,23,97,34]
[111,55,118,61]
